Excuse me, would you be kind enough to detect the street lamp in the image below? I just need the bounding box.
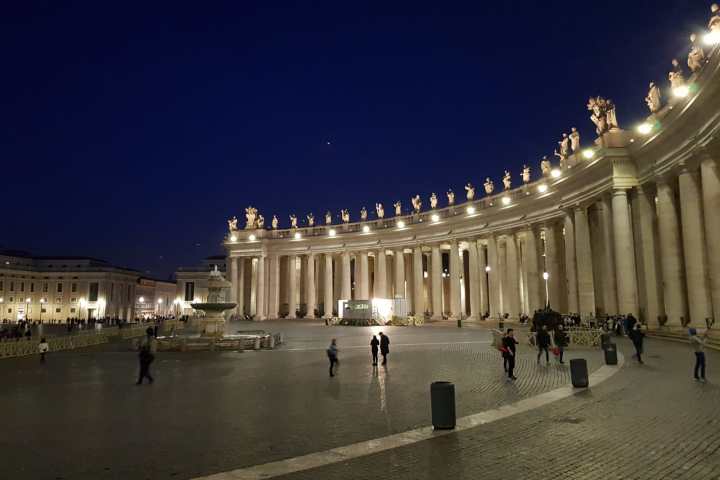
[542,272,550,306]
[157,298,163,316]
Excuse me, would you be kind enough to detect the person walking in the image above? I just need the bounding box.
[553,325,568,364]
[536,325,551,365]
[689,328,707,382]
[327,338,339,377]
[501,328,519,380]
[628,323,645,364]
[370,335,379,366]
[38,337,49,364]
[379,332,390,366]
[136,327,157,385]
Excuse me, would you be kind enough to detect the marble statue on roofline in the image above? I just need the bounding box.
[430,193,438,209]
[325,211,332,225]
[587,96,619,136]
[306,213,315,227]
[257,214,265,229]
[341,209,350,223]
[645,82,662,113]
[393,201,402,216]
[465,183,475,200]
[668,59,686,90]
[688,34,706,73]
[376,203,385,219]
[710,3,720,32]
[484,177,494,195]
[289,214,298,229]
[540,156,551,176]
[244,207,258,229]
[360,207,368,221]
[522,165,531,184]
[271,215,279,229]
[502,171,511,190]
[411,195,422,212]
[447,190,455,205]
[569,128,580,153]
[227,216,238,232]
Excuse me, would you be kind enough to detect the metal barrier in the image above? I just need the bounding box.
[0,333,109,359]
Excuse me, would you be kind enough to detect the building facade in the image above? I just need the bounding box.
[134,277,177,318]
[0,250,139,322]
[224,11,720,328]
[174,255,227,316]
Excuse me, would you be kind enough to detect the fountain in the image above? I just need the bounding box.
[189,266,236,335]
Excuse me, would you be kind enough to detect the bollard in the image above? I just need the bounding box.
[430,381,456,430]
[603,342,618,365]
[570,358,589,388]
[457,318,462,328]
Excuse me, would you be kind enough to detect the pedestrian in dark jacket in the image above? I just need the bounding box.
[502,328,519,380]
[379,332,390,365]
[553,325,568,364]
[327,338,339,377]
[370,335,379,366]
[628,323,645,364]
[136,328,157,385]
[689,328,707,382]
[536,325,551,364]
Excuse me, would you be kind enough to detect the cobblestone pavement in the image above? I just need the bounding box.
[0,320,603,479]
[278,337,720,480]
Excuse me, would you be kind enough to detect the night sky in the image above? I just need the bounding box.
[1,1,710,279]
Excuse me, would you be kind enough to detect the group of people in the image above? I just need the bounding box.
[326,332,391,377]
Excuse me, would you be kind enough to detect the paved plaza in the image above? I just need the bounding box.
[0,321,717,479]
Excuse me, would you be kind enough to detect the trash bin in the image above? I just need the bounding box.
[430,381,456,430]
[600,333,611,350]
[570,358,589,388]
[603,342,618,365]
[457,318,462,328]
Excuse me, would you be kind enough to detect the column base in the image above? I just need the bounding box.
[254,315,266,322]
[430,314,443,321]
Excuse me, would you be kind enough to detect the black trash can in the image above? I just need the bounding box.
[430,381,456,430]
[600,333,611,350]
[603,342,618,365]
[570,358,589,388]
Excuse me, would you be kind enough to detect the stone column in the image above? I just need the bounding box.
[574,206,596,317]
[413,246,425,316]
[487,236,500,319]
[544,223,565,312]
[449,241,462,319]
[611,189,639,317]
[478,242,489,315]
[250,259,257,316]
[229,257,238,304]
[287,255,298,319]
[341,251,352,300]
[656,181,687,325]
[305,253,316,317]
[393,249,405,298]
[237,258,245,315]
[636,186,664,326]
[679,168,713,323]
[701,155,720,320]
[524,227,542,313]
[255,255,266,320]
[373,249,387,298]
[430,244,443,320]
[505,234,521,319]
[267,255,280,319]
[358,251,370,300]
[599,196,619,315]
[404,252,414,312]
[466,241,481,320]
[563,212,579,314]
[323,254,334,318]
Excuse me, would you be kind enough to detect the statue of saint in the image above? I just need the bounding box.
[668,59,685,89]
[559,133,570,158]
[411,195,422,212]
[307,213,315,227]
[227,216,238,232]
[393,201,402,216]
[554,149,566,169]
[257,214,265,229]
[376,203,385,219]
[569,128,580,153]
[289,214,298,229]
[502,171,511,190]
[540,156,551,176]
[325,211,332,225]
[430,193,438,209]
[522,165,531,184]
[645,82,662,113]
[271,215,279,229]
[447,190,455,205]
[688,34,706,73]
[710,3,720,32]
[484,177,494,195]
[360,207,368,221]
[587,96,618,136]
[465,183,475,200]
[244,207,258,229]
[341,209,350,223]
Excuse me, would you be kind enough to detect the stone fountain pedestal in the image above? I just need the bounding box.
[189,267,236,337]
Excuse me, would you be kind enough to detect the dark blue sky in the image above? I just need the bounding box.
[1,1,709,278]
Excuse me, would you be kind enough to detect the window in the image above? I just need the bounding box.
[0,281,3,291]
[71,297,77,303]
[9,282,14,292]
[41,308,47,313]
[43,283,48,293]
[57,282,63,293]
[55,298,62,304]
[71,283,77,293]
[70,308,76,313]
[30,283,34,293]
[184,282,195,301]
[89,283,99,302]
[55,308,61,313]
[20,282,24,292]
[110,283,114,301]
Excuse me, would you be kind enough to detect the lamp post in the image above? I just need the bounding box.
[39,298,45,323]
[542,272,550,307]
[484,265,491,318]
[157,298,163,317]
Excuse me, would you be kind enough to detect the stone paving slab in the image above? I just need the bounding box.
[0,321,602,479]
